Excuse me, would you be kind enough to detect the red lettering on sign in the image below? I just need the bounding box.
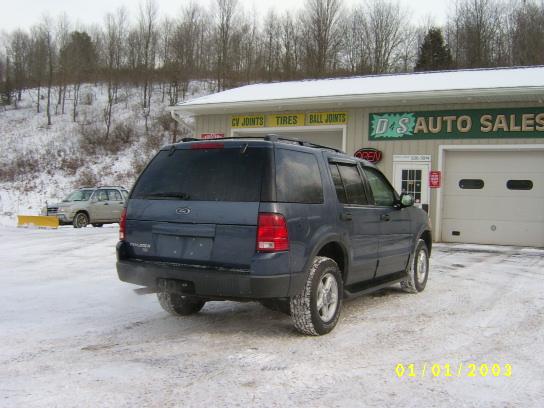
[429,171,441,188]
[200,133,225,139]
[354,148,383,163]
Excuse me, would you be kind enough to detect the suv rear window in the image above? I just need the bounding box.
[131,147,269,202]
[275,148,323,204]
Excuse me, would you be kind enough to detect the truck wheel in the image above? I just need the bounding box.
[73,212,89,228]
[290,256,343,336]
[259,298,291,315]
[400,239,429,293]
[157,292,206,316]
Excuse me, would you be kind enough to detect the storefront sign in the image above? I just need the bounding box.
[429,171,441,188]
[306,112,347,125]
[369,108,544,140]
[266,113,305,127]
[354,148,382,163]
[231,112,347,128]
[231,115,265,128]
[200,133,225,139]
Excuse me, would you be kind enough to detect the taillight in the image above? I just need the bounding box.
[256,213,289,252]
[119,208,127,241]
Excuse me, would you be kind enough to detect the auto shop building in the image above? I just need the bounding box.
[169,66,544,247]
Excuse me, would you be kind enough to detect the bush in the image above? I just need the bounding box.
[75,168,98,187]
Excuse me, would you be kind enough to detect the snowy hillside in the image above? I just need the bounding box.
[0,82,212,226]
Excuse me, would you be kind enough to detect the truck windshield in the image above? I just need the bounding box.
[131,147,269,202]
[63,190,94,202]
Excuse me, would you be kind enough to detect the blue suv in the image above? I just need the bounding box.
[116,136,432,335]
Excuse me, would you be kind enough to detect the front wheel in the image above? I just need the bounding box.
[400,239,429,293]
[73,212,89,228]
[157,292,206,316]
[290,256,343,336]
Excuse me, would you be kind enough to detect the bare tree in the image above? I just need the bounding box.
[214,0,238,91]
[41,16,56,126]
[138,0,159,132]
[300,0,344,77]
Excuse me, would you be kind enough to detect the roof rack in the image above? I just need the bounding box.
[179,135,344,153]
[97,185,127,189]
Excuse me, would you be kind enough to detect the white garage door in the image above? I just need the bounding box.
[233,129,344,151]
[441,150,544,247]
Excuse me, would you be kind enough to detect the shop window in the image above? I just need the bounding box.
[459,179,484,189]
[506,180,533,190]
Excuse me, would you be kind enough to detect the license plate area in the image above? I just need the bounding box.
[155,234,213,261]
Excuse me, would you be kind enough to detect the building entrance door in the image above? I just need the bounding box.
[392,155,431,212]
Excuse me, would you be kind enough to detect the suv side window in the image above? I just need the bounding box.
[96,189,109,201]
[107,189,122,201]
[362,167,396,207]
[121,190,129,200]
[329,163,368,205]
[275,148,323,204]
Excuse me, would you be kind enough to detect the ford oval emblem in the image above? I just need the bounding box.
[176,207,191,215]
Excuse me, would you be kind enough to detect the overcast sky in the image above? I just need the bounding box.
[0,0,451,33]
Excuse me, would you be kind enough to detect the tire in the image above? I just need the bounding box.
[259,298,291,315]
[290,256,343,336]
[400,239,429,293]
[92,223,103,228]
[73,212,89,228]
[157,292,206,316]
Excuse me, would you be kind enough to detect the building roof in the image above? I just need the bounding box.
[170,66,544,115]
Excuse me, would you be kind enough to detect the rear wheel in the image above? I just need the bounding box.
[290,256,343,335]
[400,239,429,293]
[73,212,89,228]
[157,292,206,316]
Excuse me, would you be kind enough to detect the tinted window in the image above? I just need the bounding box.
[131,147,269,202]
[275,149,323,204]
[107,189,122,201]
[329,164,347,204]
[337,164,368,205]
[459,179,484,189]
[363,167,396,206]
[506,180,533,190]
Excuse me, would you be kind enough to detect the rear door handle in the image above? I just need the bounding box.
[381,214,391,222]
[340,212,352,221]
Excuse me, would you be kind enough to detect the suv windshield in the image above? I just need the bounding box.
[63,190,94,202]
[131,147,270,202]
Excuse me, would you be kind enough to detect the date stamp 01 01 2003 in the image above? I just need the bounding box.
[395,363,512,379]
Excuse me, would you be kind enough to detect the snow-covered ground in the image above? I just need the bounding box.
[1,226,543,407]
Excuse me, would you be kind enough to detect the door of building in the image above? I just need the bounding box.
[393,156,431,213]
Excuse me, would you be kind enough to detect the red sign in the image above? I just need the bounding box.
[354,148,383,163]
[200,133,225,139]
[429,171,441,188]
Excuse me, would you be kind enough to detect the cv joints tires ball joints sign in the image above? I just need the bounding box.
[354,148,382,163]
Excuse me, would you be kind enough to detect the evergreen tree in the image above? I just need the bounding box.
[415,28,453,71]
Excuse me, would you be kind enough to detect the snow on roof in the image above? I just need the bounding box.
[174,66,544,112]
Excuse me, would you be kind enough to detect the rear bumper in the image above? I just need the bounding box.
[117,258,293,299]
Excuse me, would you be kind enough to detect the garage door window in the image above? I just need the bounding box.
[459,179,484,189]
[506,180,533,190]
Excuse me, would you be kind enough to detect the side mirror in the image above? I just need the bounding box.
[399,193,414,208]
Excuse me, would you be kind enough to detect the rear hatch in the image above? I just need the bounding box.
[125,141,273,269]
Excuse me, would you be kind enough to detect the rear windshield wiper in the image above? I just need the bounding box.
[141,192,191,200]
